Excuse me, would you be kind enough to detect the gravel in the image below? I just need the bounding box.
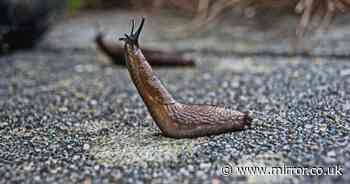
[0,10,350,184]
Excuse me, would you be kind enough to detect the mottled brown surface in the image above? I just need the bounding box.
[165,103,250,138]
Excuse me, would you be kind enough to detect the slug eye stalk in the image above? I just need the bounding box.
[119,18,145,48]
[119,17,252,138]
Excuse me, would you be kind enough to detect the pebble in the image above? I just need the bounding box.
[327,151,336,157]
[58,107,68,112]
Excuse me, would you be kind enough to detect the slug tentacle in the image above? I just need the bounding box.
[120,17,252,138]
[119,18,144,48]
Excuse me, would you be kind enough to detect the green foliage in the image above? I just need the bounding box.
[67,0,101,13]
[67,0,84,14]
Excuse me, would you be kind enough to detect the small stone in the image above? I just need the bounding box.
[0,122,8,128]
[58,107,68,112]
[90,100,97,105]
[34,176,41,181]
[327,151,336,157]
[188,165,194,172]
[319,124,327,132]
[83,144,90,150]
[343,102,350,110]
[340,69,350,76]
[199,163,211,169]
[73,155,80,160]
[203,73,211,80]
[336,137,348,146]
[195,170,205,177]
[74,65,84,73]
[179,168,189,176]
[305,124,313,129]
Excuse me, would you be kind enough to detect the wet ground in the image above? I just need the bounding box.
[0,10,350,184]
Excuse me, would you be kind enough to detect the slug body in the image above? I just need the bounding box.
[120,18,251,138]
[96,33,195,67]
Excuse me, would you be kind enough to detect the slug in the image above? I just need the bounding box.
[119,18,252,138]
[96,33,195,67]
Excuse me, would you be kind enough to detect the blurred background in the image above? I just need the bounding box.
[1,0,350,55]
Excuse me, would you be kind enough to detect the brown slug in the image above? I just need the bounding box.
[96,33,195,67]
[119,18,252,138]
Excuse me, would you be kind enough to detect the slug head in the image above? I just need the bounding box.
[119,17,145,50]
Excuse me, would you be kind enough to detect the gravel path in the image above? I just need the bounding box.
[0,11,350,184]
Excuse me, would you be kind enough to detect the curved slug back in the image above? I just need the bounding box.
[119,18,176,105]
